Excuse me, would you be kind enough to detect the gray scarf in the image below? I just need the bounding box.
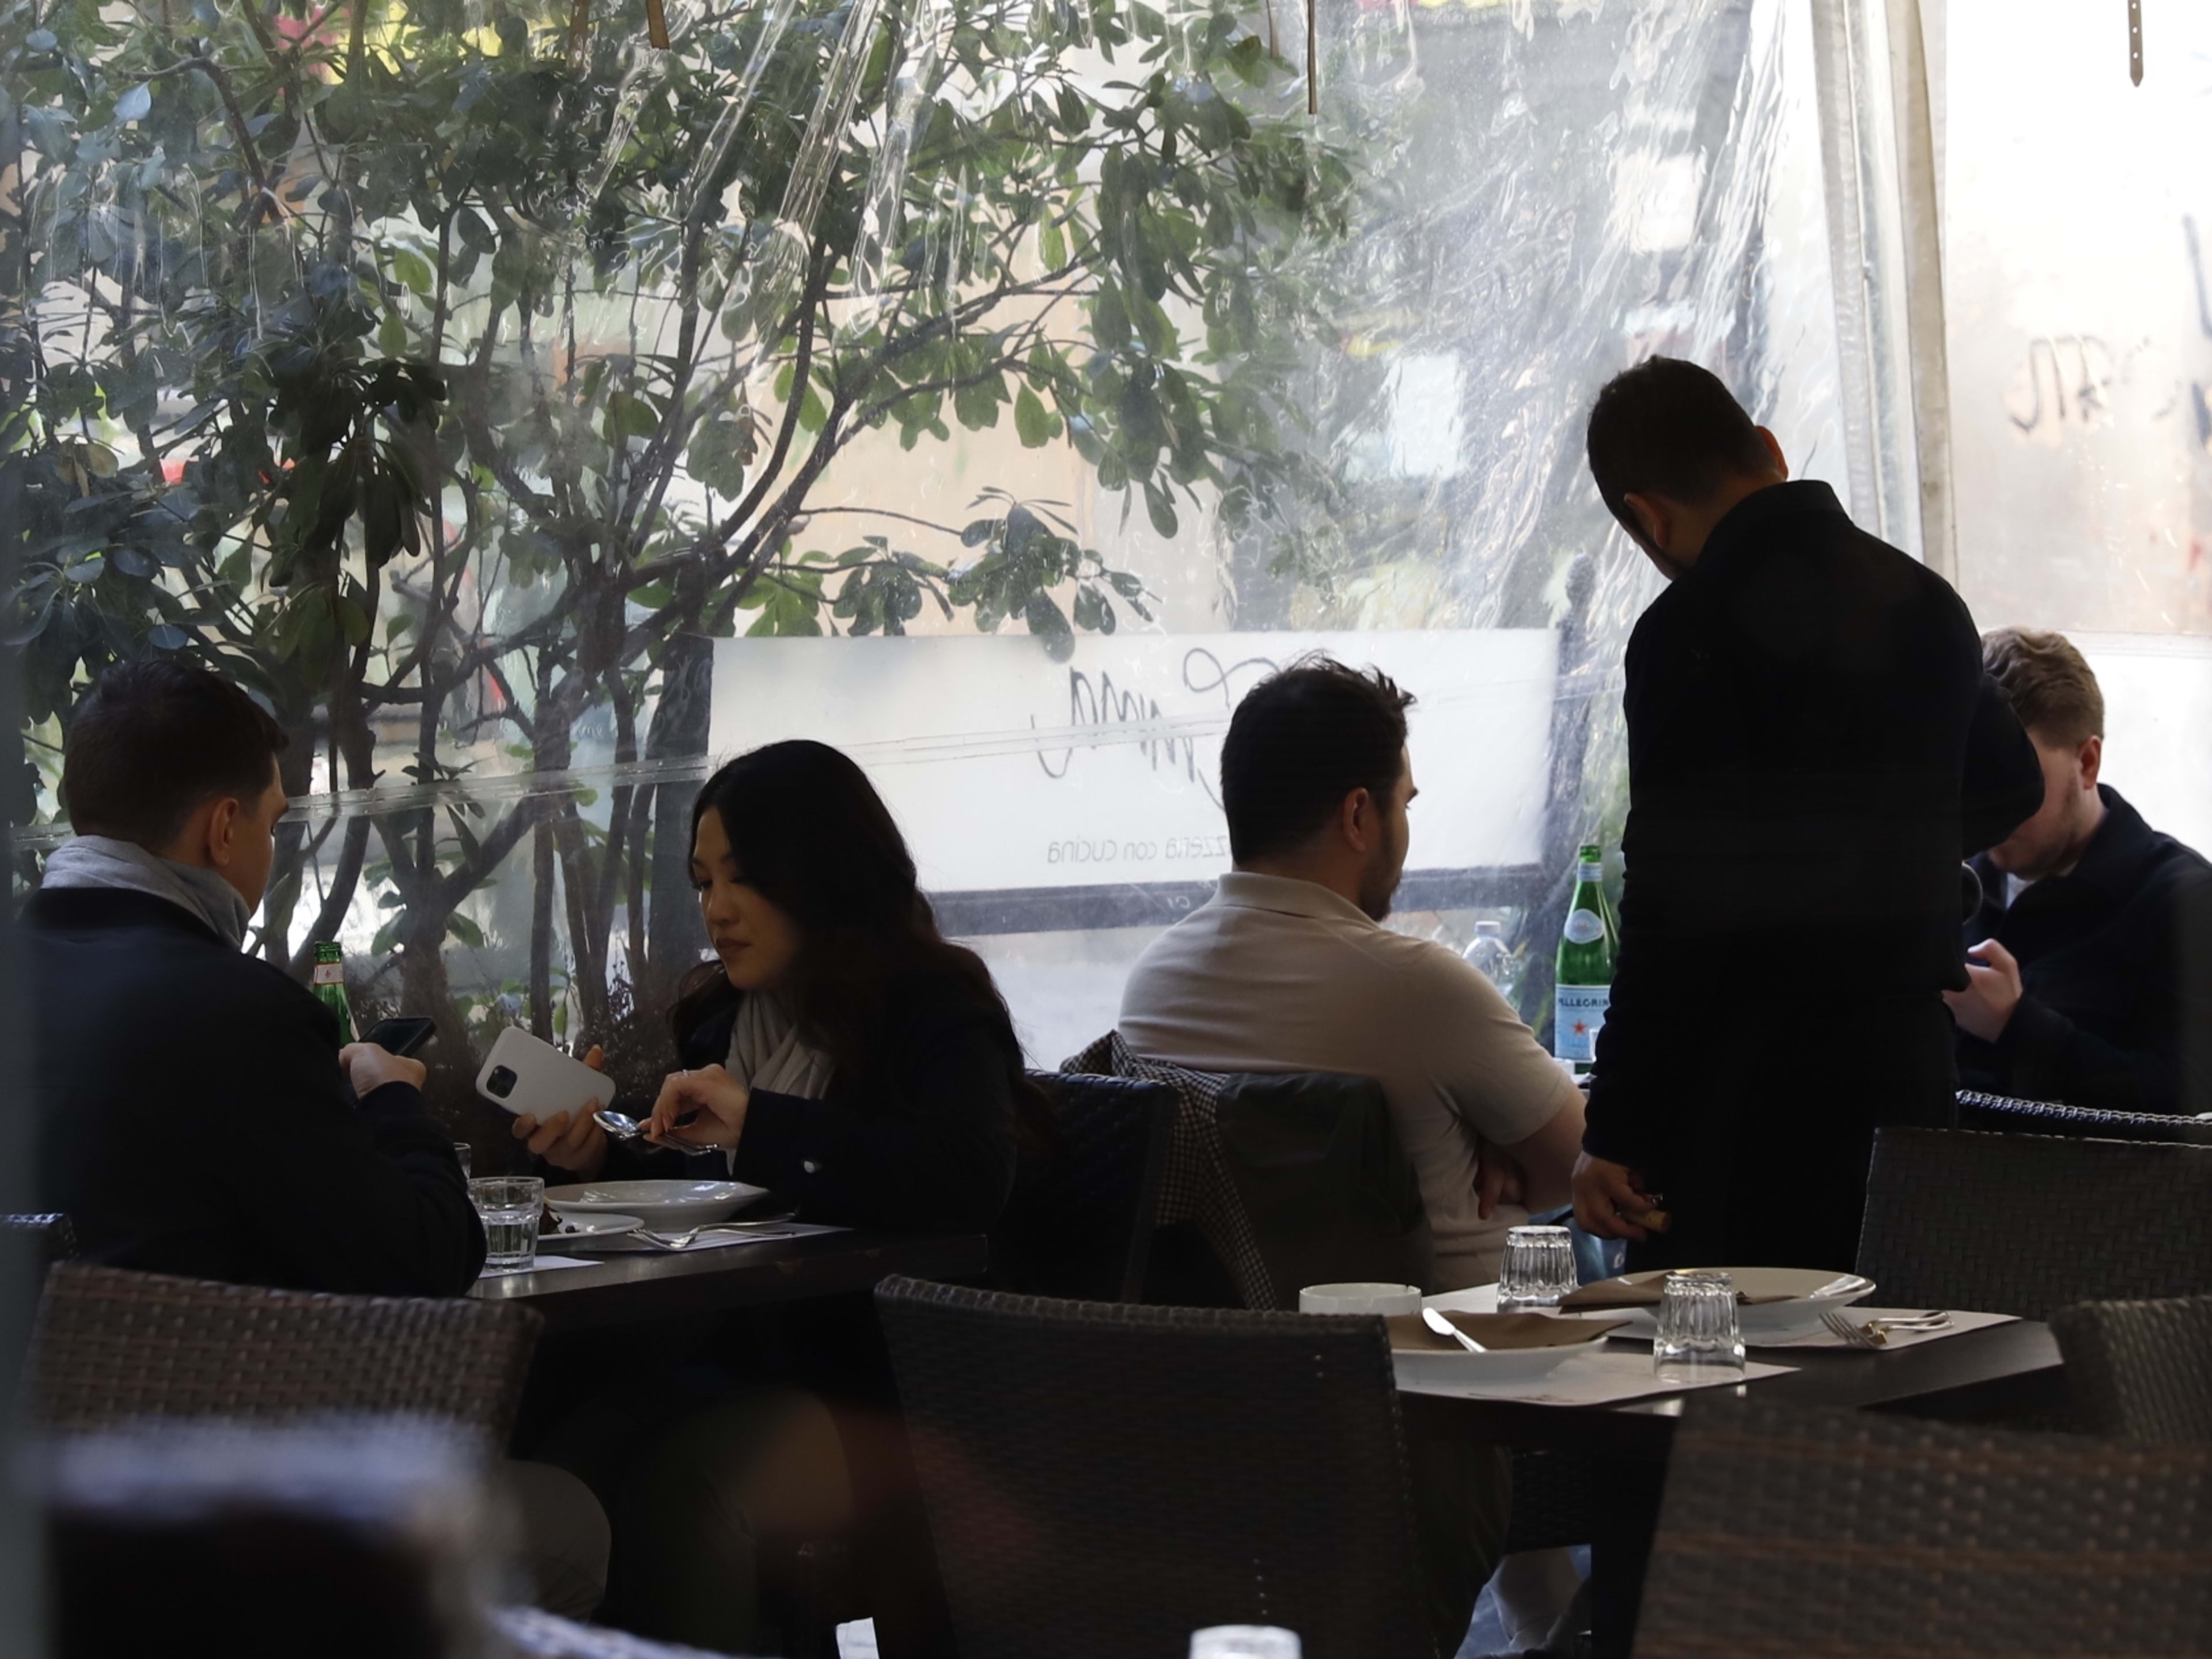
[725,992,835,1100]
[42,835,254,949]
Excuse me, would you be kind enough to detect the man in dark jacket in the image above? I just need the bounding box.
[29,661,483,1293]
[1569,359,2045,1271]
[1951,627,2212,1114]
[28,661,611,1619]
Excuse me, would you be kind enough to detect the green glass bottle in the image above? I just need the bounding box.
[312,940,355,1044]
[1554,842,1618,1071]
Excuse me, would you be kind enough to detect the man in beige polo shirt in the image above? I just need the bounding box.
[1119,656,1586,1290]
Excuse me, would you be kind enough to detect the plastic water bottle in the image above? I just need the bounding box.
[1463,918,1518,1004]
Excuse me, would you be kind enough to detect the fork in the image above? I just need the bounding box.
[630,1221,790,1250]
[1819,1308,1951,1349]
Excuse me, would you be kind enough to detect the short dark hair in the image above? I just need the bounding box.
[1585,357,1773,535]
[62,661,288,847]
[1983,627,2105,748]
[1219,657,1414,863]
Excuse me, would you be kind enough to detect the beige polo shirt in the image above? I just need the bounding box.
[1118,871,1579,1290]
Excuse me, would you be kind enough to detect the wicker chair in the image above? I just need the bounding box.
[873,1276,1435,1659]
[2,1211,79,1266]
[1854,1127,2212,1318]
[2051,1293,2212,1443]
[1957,1089,2212,1145]
[994,1071,1176,1301]
[1635,1393,2212,1658]
[26,1262,542,1449]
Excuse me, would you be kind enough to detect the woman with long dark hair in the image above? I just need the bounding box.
[519,738,1040,1230]
[512,741,1040,1650]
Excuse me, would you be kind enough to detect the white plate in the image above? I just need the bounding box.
[1389,1343,1597,1388]
[541,1211,641,1243]
[1599,1267,1876,1342]
[547,1180,768,1230]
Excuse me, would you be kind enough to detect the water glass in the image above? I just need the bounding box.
[1653,1270,1747,1381]
[452,1142,472,1180]
[469,1176,543,1271]
[1497,1225,1578,1310]
[1190,1628,1301,1659]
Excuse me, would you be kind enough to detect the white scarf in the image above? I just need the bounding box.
[725,991,835,1100]
[42,834,253,950]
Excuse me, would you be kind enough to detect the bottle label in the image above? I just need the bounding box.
[1578,861,1603,883]
[312,962,344,987]
[1555,983,1610,1063]
[1562,907,1605,945]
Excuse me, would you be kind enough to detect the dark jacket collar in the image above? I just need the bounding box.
[23,884,233,949]
[2053,786,2166,903]
[1691,480,1851,582]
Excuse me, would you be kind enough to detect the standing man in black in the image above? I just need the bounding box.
[1569,359,2044,1271]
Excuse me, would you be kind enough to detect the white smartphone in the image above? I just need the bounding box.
[475,1027,616,1121]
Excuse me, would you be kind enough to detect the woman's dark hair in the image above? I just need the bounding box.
[62,660,289,847]
[671,740,1048,1137]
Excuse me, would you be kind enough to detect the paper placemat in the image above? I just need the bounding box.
[566,1222,850,1254]
[479,1255,599,1279]
[1749,1307,2020,1351]
[1395,1348,1796,1406]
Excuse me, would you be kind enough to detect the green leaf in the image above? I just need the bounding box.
[113,84,150,123]
[1014,387,1058,448]
[446,911,485,949]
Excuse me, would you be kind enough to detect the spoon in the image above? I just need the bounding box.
[592,1109,724,1159]
[1422,1306,1488,1353]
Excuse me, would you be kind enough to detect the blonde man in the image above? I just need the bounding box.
[1953,628,2212,1113]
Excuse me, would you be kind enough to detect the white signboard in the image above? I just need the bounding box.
[709,630,1558,894]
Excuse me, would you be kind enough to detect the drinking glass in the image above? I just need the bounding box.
[1190,1628,1301,1659]
[1497,1225,1578,1310]
[469,1176,543,1271]
[452,1142,472,1179]
[1653,1270,1746,1382]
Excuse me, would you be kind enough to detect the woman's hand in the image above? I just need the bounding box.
[510,1044,610,1179]
[648,1063,749,1153]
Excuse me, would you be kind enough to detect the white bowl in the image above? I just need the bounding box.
[1298,1282,1425,1316]
[546,1180,767,1231]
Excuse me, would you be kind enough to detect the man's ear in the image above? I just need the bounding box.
[2077,734,2103,791]
[202,796,245,870]
[1622,492,1669,553]
[1338,786,1376,854]
[1753,425,1790,480]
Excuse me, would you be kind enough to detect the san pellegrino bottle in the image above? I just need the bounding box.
[1554,842,1618,1071]
[312,940,355,1044]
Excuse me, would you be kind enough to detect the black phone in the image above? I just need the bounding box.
[362,1016,436,1058]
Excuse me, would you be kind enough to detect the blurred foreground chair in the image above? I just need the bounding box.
[875,1276,1437,1659]
[2051,1292,2212,1443]
[1634,1393,2212,1658]
[993,1071,1176,1301]
[1854,1127,2212,1318]
[38,1417,501,1659]
[26,1261,540,1446]
[1957,1089,2212,1145]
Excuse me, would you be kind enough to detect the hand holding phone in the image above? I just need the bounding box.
[362,1016,436,1058]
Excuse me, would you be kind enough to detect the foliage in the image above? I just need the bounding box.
[1,0,1360,1074]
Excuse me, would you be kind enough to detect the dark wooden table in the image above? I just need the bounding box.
[468,1230,990,1333]
[1395,1317,2066,1455]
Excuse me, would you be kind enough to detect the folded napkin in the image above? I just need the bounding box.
[1384,1310,1626,1353]
[1560,1270,1800,1311]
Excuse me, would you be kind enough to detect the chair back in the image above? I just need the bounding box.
[1855,1127,2212,1318]
[1635,1394,2212,1658]
[2,1213,79,1266]
[1957,1090,2212,1145]
[27,1262,542,1449]
[2051,1293,2212,1444]
[994,1072,1175,1301]
[873,1276,1434,1659]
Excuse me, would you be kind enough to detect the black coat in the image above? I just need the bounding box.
[26,887,484,1294]
[1584,481,2044,1267]
[606,971,1021,1234]
[1960,787,2212,1114]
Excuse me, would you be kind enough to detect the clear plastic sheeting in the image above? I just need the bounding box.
[4,0,1870,1127]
